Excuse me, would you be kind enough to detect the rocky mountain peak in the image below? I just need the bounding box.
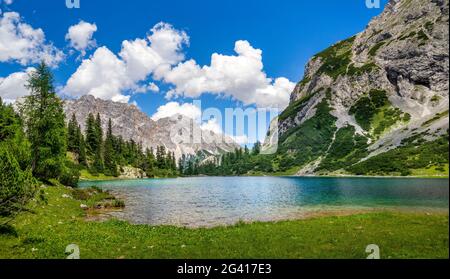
[64,95,239,160]
[271,0,449,175]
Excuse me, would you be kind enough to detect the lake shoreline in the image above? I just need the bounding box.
[102,204,450,229]
[2,185,448,259]
[102,182,450,228]
[79,176,449,228]
[79,173,450,183]
[103,184,450,228]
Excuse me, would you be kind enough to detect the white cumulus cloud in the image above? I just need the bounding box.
[162,40,295,109]
[0,12,63,66]
[63,22,294,109]
[64,46,131,103]
[135,82,159,94]
[66,20,97,56]
[151,101,201,121]
[63,22,188,103]
[200,118,223,134]
[0,67,34,103]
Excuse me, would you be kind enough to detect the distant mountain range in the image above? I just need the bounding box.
[64,95,239,160]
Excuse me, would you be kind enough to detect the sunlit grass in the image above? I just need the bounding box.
[411,164,449,178]
[0,186,448,259]
[79,169,118,181]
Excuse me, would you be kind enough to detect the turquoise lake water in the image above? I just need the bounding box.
[79,177,449,227]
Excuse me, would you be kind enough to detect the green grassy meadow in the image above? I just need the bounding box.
[0,186,448,259]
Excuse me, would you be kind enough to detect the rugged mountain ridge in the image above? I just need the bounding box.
[64,95,238,160]
[267,0,449,176]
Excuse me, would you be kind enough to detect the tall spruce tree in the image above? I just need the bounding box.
[1,98,36,223]
[19,62,67,180]
[85,113,97,156]
[104,119,118,177]
[0,97,31,170]
[178,154,186,175]
[252,141,261,155]
[92,147,104,174]
[0,146,36,223]
[156,146,166,169]
[67,113,79,153]
[77,127,87,166]
[143,147,156,177]
[93,114,104,173]
[0,97,22,142]
[95,113,103,143]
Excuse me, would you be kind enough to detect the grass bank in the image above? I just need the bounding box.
[0,186,448,259]
[79,169,119,181]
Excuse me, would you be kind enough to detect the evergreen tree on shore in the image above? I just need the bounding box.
[171,152,177,171]
[143,147,156,177]
[104,119,118,177]
[85,113,98,156]
[67,113,79,153]
[85,113,104,173]
[0,146,36,224]
[95,113,103,144]
[252,141,261,156]
[18,62,68,181]
[156,146,166,169]
[1,98,36,223]
[0,98,31,170]
[78,127,87,166]
[66,113,180,178]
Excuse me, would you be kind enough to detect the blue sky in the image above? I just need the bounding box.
[0,0,388,143]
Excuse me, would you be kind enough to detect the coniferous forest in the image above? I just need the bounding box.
[67,110,178,179]
[0,63,177,222]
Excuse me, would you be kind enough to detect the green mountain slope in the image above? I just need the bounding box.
[263,0,449,177]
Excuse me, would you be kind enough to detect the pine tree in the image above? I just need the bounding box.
[186,159,194,176]
[0,97,22,142]
[136,142,144,169]
[166,151,171,170]
[0,98,31,170]
[171,152,177,171]
[252,141,261,155]
[104,119,118,177]
[244,145,250,156]
[156,146,166,169]
[92,147,104,174]
[19,62,68,180]
[78,127,87,166]
[178,154,186,175]
[93,114,104,173]
[95,113,103,144]
[85,113,97,156]
[85,113,104,174]
[67,113,79,152]
[113,136,124,165]
[0,146,36,222]
[143,148,156,177]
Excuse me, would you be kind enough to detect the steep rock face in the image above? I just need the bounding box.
[272,0,449,175]
[64,95,238,159]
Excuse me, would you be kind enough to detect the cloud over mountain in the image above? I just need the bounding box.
[162,40,295,109]
[63,22,294,109]
[63,22,188,103]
